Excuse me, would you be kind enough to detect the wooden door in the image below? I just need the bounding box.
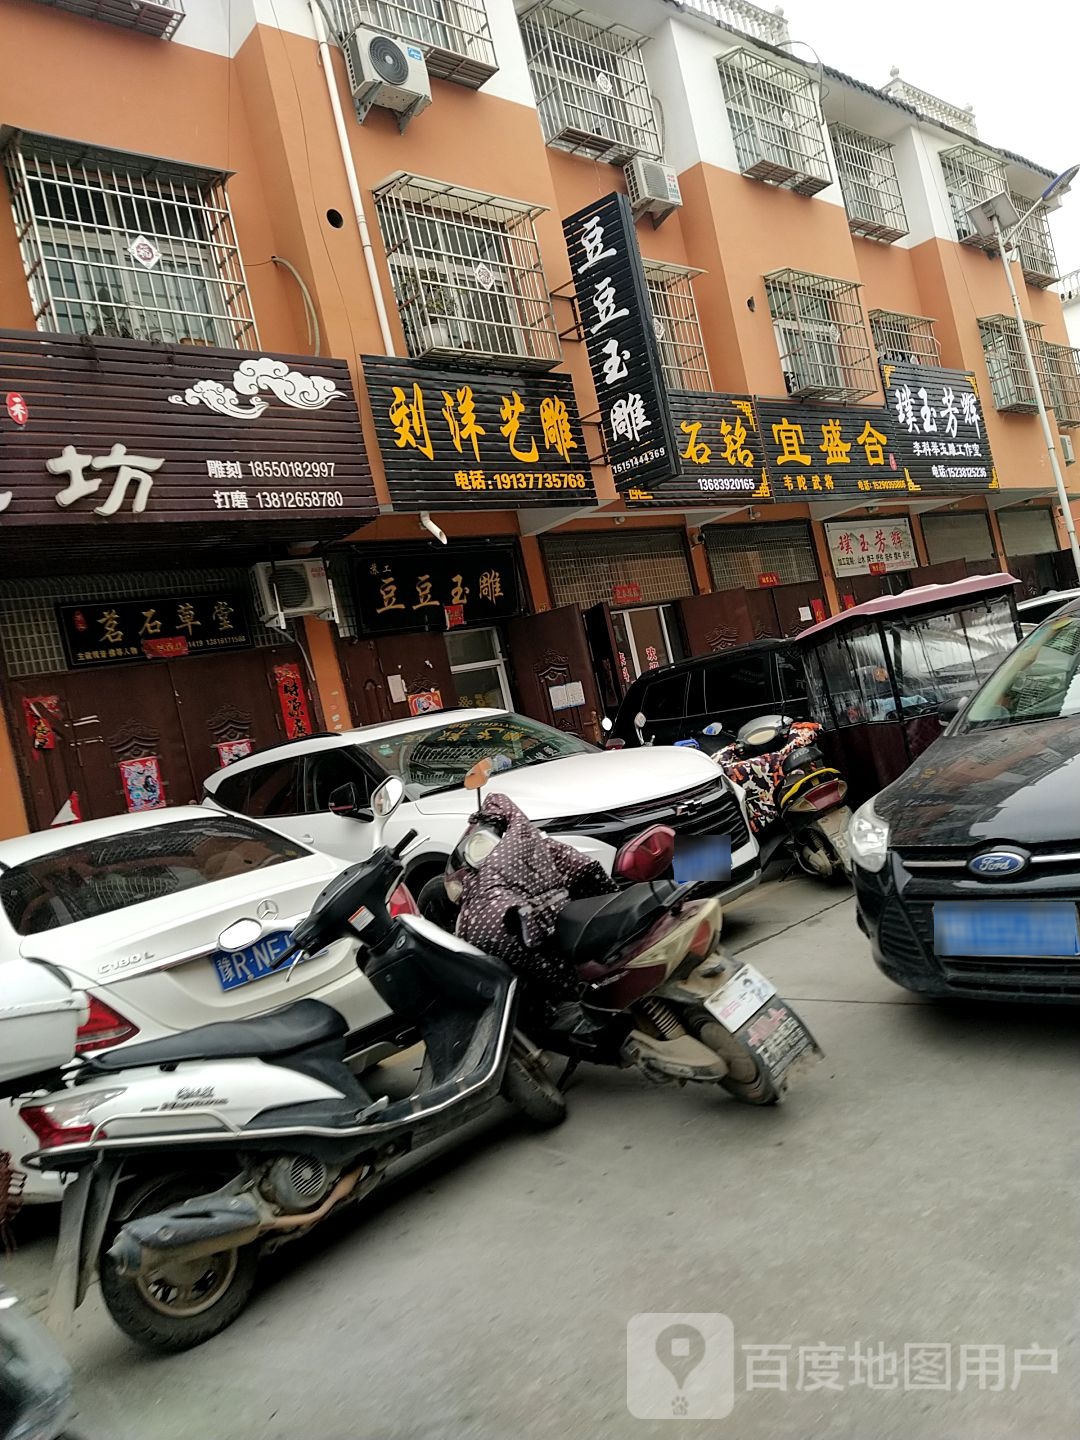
[770,580,828,637]
[676,587,777,656]
[6,680,84,831]
[336,638,394,728]
[170,649,296,792]
[582,602,625,713]
[506,605,603,742]
[338,631,457,724]
[63,666,197,820]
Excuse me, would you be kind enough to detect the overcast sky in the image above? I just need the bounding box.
[782,0,1079,279]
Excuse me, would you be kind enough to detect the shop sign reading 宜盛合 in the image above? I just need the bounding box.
[561,192,678,491]
[361,358,593,511]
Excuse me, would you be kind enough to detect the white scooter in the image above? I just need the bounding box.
[3,778,564,1355]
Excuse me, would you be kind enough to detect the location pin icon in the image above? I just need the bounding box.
[655,1323,706,1392]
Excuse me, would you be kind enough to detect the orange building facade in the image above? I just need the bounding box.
[0,0,1075,837]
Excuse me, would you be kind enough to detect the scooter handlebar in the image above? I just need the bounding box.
[393,828,419,857]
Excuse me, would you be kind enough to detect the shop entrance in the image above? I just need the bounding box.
[611,604,687,679]
[9,646,310,830]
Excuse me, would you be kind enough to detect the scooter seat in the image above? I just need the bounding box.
[556,884,674,966]
[83,999,347,1072]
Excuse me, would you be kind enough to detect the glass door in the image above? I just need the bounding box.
[612,604,686,678]
[445,626,513,709]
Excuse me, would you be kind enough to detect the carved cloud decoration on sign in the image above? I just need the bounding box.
[169,357,345,419]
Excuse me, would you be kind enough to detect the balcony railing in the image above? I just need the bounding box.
[27,0,184,38]
[680,0,789,45]
[882,70,977,136]
[1042,342,1080,428]
[321,0,497,87]
[978,315,1044,412]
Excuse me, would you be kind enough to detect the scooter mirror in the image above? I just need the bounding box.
[633,711,647,730]
[372,775,405,818]
[218,918,263,952]
[601,716,613,732]
[464,758,494,791]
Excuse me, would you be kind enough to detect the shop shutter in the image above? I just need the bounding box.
[997,508,1058,558]
[921,512,995,565]
[704,521,819,590]
[541,530,694,610]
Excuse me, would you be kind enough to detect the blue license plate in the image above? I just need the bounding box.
[934,902,1080,959]
[673,834,732,885]
[211,931,294,991]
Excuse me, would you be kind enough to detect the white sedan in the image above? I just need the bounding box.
[0,808,396,1200]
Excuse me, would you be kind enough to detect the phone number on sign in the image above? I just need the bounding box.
[249,461,337,479]
[255,491,346,509]
[453,473,589,493]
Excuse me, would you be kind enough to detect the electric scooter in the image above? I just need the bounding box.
[11,777,565,1354]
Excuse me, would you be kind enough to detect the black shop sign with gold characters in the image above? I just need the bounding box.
[57,592,254,668]
[353,547,520,634]
[361,357,594,511]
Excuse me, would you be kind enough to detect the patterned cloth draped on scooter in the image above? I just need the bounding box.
[455,793,615,997]
[715,720,825,835]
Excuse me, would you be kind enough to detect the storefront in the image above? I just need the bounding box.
[0,331,376,829]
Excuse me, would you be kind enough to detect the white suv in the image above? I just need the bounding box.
[203,709,760,902]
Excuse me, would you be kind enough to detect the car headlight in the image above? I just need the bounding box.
[848,797,890,873]
[462,825,500,869]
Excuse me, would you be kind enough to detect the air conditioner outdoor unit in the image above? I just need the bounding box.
[624,156,682,222]
[253,560,338,629]
[344,27,432,131]
[1062,434,1076,465]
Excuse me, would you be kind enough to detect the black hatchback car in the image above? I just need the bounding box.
[850,600,1080,1002]
[608,639,809,747]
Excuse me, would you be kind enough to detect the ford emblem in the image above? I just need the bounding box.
[968,849,1027,877]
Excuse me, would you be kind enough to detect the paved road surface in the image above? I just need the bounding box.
[5,874,1077,1438]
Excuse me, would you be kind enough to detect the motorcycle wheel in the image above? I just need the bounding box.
[686,1010,780,1106]
[795,828,842,879]
[502,1046,567,1130]
[100,1174,259,1354]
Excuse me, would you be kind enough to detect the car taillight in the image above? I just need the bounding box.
[389,884,419,918]
[604,737,625,750]
[20,1089,125,1150]
[75,996,139,1054]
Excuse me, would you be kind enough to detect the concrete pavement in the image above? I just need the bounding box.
[4,873,1078,1439]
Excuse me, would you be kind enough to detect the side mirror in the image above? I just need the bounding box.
[328,782,373,820]
[371,775,405,817]
[938,696,966,725]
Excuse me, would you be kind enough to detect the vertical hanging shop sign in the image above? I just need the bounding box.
[562,192,678,492]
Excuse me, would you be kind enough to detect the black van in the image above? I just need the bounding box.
[608,639,810,748]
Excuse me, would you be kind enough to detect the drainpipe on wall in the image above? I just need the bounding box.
[308,0,396,358]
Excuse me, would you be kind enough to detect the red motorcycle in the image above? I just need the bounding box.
[426,760,822,1105]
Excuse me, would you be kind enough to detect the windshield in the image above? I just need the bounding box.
[358,714,595,796]
[1,817,308,936]
[961,612,1080,729]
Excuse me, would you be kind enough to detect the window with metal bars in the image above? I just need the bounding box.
[939,145,1008,249]
[705,521,819,590]
[2,131,256,349]
[1041,342,1080,427]
[977,315,1045,412]
[765,269,875,403]
[541,530,693,609]
[373,173,560,368]
[716,49,831,196]
[26,0,185,39]
[828,125,908,243]
[517,0,660,164]
[319,0,496,86]
[642,261,711,392]
[1008,192,1058,288]
[868,310,941,367]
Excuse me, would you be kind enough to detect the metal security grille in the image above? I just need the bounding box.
[320,0,496,86]
[869,310,941,366]
[940,146,1008,249]
[765,268,875,403]
[1009,192,1058,288]
[716,49,831,196]
[517,0,661,164]
[374,173,560,369]
[1042,342,1080,427]
[643,260,711,392]
[541,531,693,608]
[998,508,1059,557]
[705,521,819,589]
[0,569,289,678]
[2,132,256,349]
[978,315,1045,412]
[829,125,908,242]
[921,512,994,565]
[26,0,184,39]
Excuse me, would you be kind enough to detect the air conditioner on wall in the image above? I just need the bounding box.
[344,27,432,130]
[624,155,682,222]
[1061,434,1075,465]
[253,560,338,629]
